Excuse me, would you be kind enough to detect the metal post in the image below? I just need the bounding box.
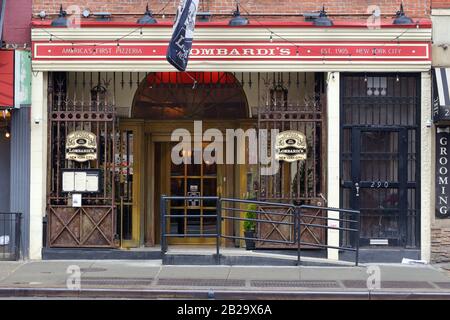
[296,207,301,266]
[216,198,221,265]
[355,211,360,266]
[0,215,3,259]
[120,196,124,247]
[15,213,22,261]
[160,195,167,254]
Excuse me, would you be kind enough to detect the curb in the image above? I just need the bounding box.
[1,287,450,300]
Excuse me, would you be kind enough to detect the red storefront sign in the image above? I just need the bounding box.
[0,50,14,108]
[32,41,430,61]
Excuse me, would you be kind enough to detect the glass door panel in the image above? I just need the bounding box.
[168,143,217,244]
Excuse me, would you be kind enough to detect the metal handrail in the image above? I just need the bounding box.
[222,215,295,226]
[160,196,360,266]
[162,196,220,200]
[300,204,359,214]
[221,197,296,208]
[222,206,296,217]
[0,212,22,261]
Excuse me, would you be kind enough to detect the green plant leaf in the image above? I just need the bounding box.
[243,203,257,231]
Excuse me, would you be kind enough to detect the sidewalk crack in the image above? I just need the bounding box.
[0,261,28,283]
[151,265,163,287]
[225,266,232,281]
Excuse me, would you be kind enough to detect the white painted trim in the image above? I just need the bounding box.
[31,60,431,72]
[29,71,47,260]
[421,71,432,262]
[431,9,450,16]
[327,72,340,261]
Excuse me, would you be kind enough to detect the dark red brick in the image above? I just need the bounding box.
[31,0,434,20]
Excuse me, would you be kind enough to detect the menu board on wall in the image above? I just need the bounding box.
[62,171,75,192]
[62,169,101,193]
[86,174,99,192]
[74,172,87,191]
[436,127,450,218]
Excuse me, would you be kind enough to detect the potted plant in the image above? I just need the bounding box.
[243,203,257,250]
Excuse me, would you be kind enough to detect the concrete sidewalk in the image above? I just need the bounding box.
[1,260,450,299]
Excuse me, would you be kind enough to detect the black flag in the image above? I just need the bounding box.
[166,0,199,71]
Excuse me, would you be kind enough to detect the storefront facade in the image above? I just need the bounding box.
[28,14,435,262]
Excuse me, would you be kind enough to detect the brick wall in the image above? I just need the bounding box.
[32,0,432,19]
[432,0,450,8]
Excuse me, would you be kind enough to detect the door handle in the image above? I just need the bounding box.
[318,193,328,205]
[355,183,360,197]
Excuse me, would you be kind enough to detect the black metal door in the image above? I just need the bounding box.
[350,128,408,247]
[341,74,420,249]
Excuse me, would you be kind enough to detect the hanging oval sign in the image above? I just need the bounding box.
[275,130,307,162]
[65,130,97,162]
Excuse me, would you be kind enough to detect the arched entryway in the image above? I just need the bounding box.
[119,72,251,247]
[131,72,249,119]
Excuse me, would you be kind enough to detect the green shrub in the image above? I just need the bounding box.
[243,203,257,232]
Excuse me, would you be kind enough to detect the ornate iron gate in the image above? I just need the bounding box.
[47,72,117,248]
[257,73,326,248]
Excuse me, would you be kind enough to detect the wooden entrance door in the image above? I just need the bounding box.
[156,142,218,245]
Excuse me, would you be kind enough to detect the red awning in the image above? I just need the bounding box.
[146,72,238,85]
[0,50,14,108]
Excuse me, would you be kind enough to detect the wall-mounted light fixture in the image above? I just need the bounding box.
[393,2,413,25]
[313,6,333,27]
[137,4,157,24]
[38,10,47,20]
[229,3,248,26]
[51,5,69,27]
[82,9,91,18]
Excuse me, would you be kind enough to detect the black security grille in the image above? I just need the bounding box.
[340,73,420,248]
